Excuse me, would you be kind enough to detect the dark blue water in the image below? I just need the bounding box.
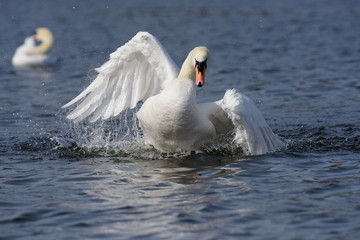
[1,0,360,239]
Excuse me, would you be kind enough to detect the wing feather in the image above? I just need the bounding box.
[62,31,179,122]
[220,89,283,155]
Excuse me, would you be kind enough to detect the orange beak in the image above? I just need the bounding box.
[32,30,37,39]
[195,64,206,87]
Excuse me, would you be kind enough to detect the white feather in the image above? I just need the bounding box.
[12,37,48,67]
[62,31,179,122]
[220,89,283,155]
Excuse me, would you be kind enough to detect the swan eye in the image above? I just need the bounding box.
[195,59,207,73]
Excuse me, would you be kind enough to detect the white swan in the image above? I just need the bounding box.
[63,32,282,155]
[12,28,53,67]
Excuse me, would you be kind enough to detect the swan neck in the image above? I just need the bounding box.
[178,54,195,80]
[28,36,53,55]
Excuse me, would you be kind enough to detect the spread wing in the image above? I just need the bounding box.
[62,31,179,122]
[202,89,283,155]
[221,89,283,155]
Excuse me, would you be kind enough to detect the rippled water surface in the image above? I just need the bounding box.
[1,0,360,239]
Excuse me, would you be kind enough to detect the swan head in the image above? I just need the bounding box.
[179,46,210,87]
[192,46,209,87]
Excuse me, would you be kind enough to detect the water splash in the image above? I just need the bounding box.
[56,105,252,159]
[65,108,146,154]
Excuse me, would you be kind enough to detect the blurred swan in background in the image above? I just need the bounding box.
[63,31,283,155]
[12,27,53,67]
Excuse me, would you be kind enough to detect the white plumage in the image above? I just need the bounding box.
[63,32,178,122]
[12,37,47,67]
[63,31,282,155]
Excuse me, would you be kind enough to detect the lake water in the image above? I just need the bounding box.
[1,0,360,239]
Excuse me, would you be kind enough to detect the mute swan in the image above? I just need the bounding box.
[12,27,54,67]
[63,32,283,155]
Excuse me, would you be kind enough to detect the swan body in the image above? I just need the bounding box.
[12,28,53,67]
[137,75,216,152]
[63,31,282,155]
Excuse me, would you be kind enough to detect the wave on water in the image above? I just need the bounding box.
[280,124,360,153]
